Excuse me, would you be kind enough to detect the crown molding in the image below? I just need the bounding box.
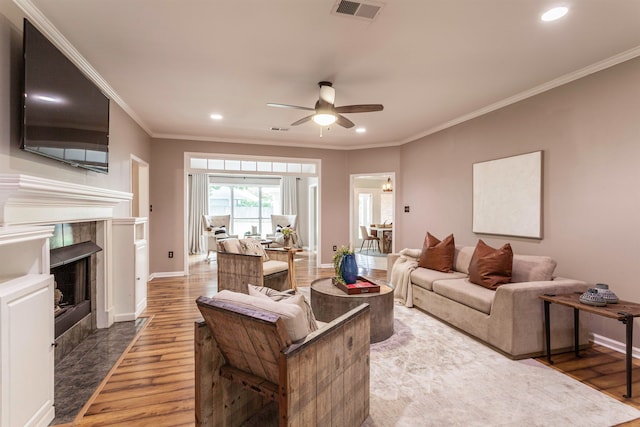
[13,0,640,151]
[403,44,640,144]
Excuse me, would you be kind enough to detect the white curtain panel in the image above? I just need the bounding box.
[188,173,209,254]
[282,176,298,215]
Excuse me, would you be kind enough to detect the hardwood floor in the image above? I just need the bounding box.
[56,252,640,426]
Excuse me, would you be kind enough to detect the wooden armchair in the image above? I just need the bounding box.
[195,296,371,427]
[202,214,237,262]
[266,214,300,248]
[217,242,297,292]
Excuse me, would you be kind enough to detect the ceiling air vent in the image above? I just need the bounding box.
[333,0,383,21]
[270,127,289,132]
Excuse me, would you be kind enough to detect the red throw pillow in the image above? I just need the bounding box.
[418,232,455,272]
[468,240,513,290]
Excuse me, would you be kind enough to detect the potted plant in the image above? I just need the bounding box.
[281,226,295,247]
[332,245,358,284]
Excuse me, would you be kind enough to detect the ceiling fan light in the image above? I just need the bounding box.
[313,113,337,126]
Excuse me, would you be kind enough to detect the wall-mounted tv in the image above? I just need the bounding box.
[21,19,110,174]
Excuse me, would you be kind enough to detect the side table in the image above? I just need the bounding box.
[540,292,640,398]
[311,277,394,343]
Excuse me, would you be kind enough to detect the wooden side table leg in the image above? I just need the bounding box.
[544,300,553,364]
[622,313,634,398]
[574,308,580,358]
[287,249,297,291]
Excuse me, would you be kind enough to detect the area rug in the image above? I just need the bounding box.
[364,303,640,426]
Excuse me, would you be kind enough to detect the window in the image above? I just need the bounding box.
[380,193,393,224]
[209,180,281,236]
[358,193,372,227]
[190,156,316,175]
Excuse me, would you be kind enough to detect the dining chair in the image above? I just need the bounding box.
[359,225,381,253]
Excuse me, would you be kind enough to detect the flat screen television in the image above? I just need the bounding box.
[21,19,110,174]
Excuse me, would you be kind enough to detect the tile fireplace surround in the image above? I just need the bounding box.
[0,174,132,427]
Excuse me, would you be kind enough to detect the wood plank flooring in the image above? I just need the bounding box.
[56,252,640,426]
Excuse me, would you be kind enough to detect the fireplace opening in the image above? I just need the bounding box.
[51,241,102,338]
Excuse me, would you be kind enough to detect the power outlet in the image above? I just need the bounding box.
[168,251,174,258]
[332,245,337,251]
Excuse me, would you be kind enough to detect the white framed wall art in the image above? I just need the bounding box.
[472,150,542,239]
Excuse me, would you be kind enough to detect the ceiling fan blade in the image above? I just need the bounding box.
[290,115,314,126]
[336,114,355,128]
[335,104,384,114]
[267,103,315,111]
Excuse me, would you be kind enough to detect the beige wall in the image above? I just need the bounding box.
[0,1,152,217]
[7,0,639,346]
[148,138,361,273]
[396,56,640,344]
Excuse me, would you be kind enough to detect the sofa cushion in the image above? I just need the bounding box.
[418,232,455,272]
[511,255,557,283]
[248,285,318,332]
[212,290,309,341]
[411,267,467,291]
[453,246,475,274]
[262,260,288,276]
[432,278,496,315]
[468,240,513,290]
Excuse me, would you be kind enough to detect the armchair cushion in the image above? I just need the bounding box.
[262,260,288,275]
[221,238,242,253]
[248,285,319,332]
[240,238,269,261]
[212,290,309,341]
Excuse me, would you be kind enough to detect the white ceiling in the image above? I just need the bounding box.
[20,0,640,150]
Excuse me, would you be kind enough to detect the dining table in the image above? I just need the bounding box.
[369,226,393,253]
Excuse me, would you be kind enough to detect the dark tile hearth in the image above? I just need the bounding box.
[50,317,149,426]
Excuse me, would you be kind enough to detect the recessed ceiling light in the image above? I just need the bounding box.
[541,6,568,22]
[355,127,366,133]
[209,113,223,120]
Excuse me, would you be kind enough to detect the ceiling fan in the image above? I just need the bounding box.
[267,81,383,128]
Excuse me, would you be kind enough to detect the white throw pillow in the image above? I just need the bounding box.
[221,238,242,254]
[212,290,309,341]
[248,285,318,332]
[240,238,269,261]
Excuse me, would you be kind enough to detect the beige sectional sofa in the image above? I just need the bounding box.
[388,246,589,359]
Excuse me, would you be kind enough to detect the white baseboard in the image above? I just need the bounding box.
[149,271,185,280]
[135,298,147,318]
[114,313,135,322]
[590,333,640,359]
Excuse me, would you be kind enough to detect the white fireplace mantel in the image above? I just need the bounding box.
[0,174,132,226]
[0,175,135,426]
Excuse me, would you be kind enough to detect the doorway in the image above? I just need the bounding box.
[131,155,150,218]
[350,173,395,267]
[183,154,321,275]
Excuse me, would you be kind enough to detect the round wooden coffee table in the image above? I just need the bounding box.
[310,277,394,343]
